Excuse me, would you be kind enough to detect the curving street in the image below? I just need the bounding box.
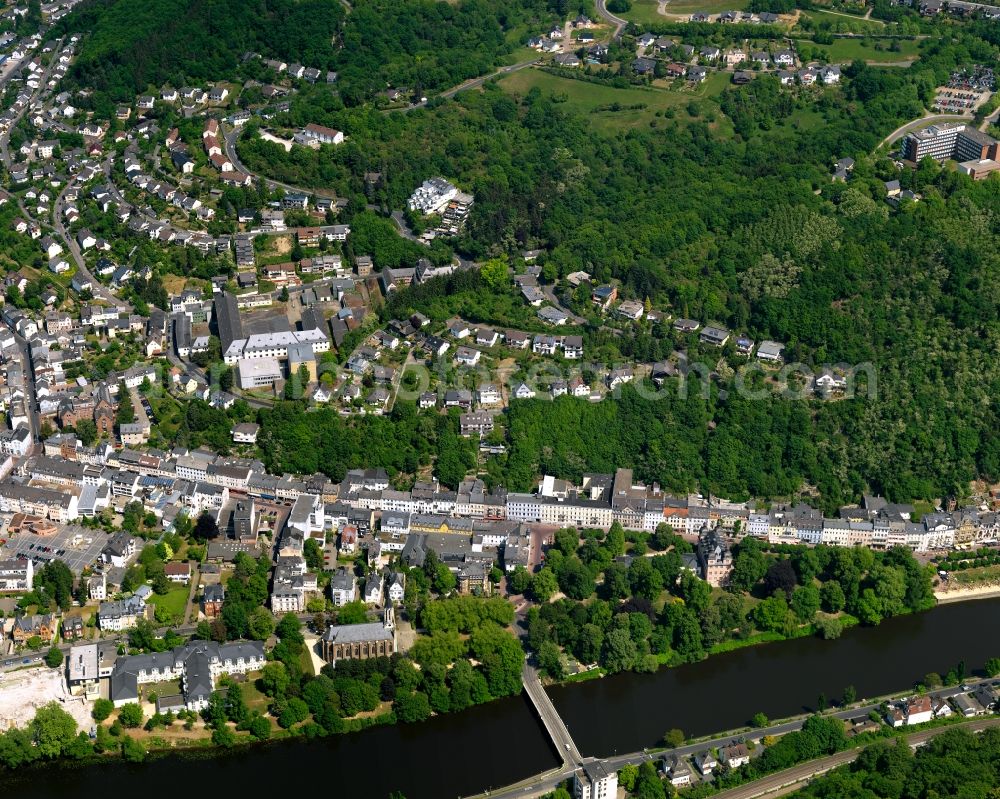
[0,44,61,169]
[594,0,629,40]
[223,126,335,198]
[53,177,131,311]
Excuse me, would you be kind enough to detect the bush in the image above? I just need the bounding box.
[212,725,236,747]
[663,728,685,747]
[92,698,114,722]
[117,703,143,729]
[815,616,843,640]
[394,691,432,723]
[120,735,146,762]
[249,714,271,740]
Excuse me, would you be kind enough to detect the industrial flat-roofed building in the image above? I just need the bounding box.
[902,122,999,164]
[67,641,119,697]
[224,328,330,364]
[238,357,283,389]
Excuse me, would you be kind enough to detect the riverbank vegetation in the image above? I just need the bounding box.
[522,526,934,679]
[94,566,524,751]
[602,714,995,799]
[788,725,1000,799]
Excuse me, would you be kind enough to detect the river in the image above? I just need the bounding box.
[550,596,1000,757]
[3,598,999,799]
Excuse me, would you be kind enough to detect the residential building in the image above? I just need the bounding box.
[109,640,265,710]
[0,557,33,591]
[700,325,730,347]
[202,584,224,618]
[408,177,459,214]
[663,755,693,787]
[329,567,357,606]
[697,529,732,587]
[98,595,146,631]
[720,743,750,768]
[572,762,617,799]
[12,613,54,645]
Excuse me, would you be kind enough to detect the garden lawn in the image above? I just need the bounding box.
[148,585,189,622]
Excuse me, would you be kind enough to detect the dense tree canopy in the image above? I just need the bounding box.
[232,26,1000,507]
[792,727,1000,799]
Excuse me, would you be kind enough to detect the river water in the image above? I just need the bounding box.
[3,598,999,799]
[551,596,1000,757]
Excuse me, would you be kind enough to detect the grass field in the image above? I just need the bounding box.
[774,107,827,134]
[147,393,185,443]
[620,0,669,25]
[664,0,748,13]
[814,37,921,63]
[300,646,317,677]
[502,45,542,67]
[801,8,886,29]
[949,564,1000,585]
[621,0,749,25]
[499,68,731,135]
[149,585,189,622]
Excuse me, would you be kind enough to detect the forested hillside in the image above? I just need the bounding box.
[239,37,1000,507]
[792,727,1000,799]
[56,0,558,105]
[55,0,1000,508]
[330,0,559,106]
[58,0,345,99]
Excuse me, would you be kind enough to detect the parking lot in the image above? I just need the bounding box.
[948,65,996,92]
[0,520,109,575]
[932,87,991,113]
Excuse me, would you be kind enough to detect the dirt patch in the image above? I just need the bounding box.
[0,667,92,732]
[347,700,392,720]
[260,235,293,258]
[395,619,418,654]
[161,275,190,295]
[259,131,294,152]
[303,633,327,675]
[128,720,213,742]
